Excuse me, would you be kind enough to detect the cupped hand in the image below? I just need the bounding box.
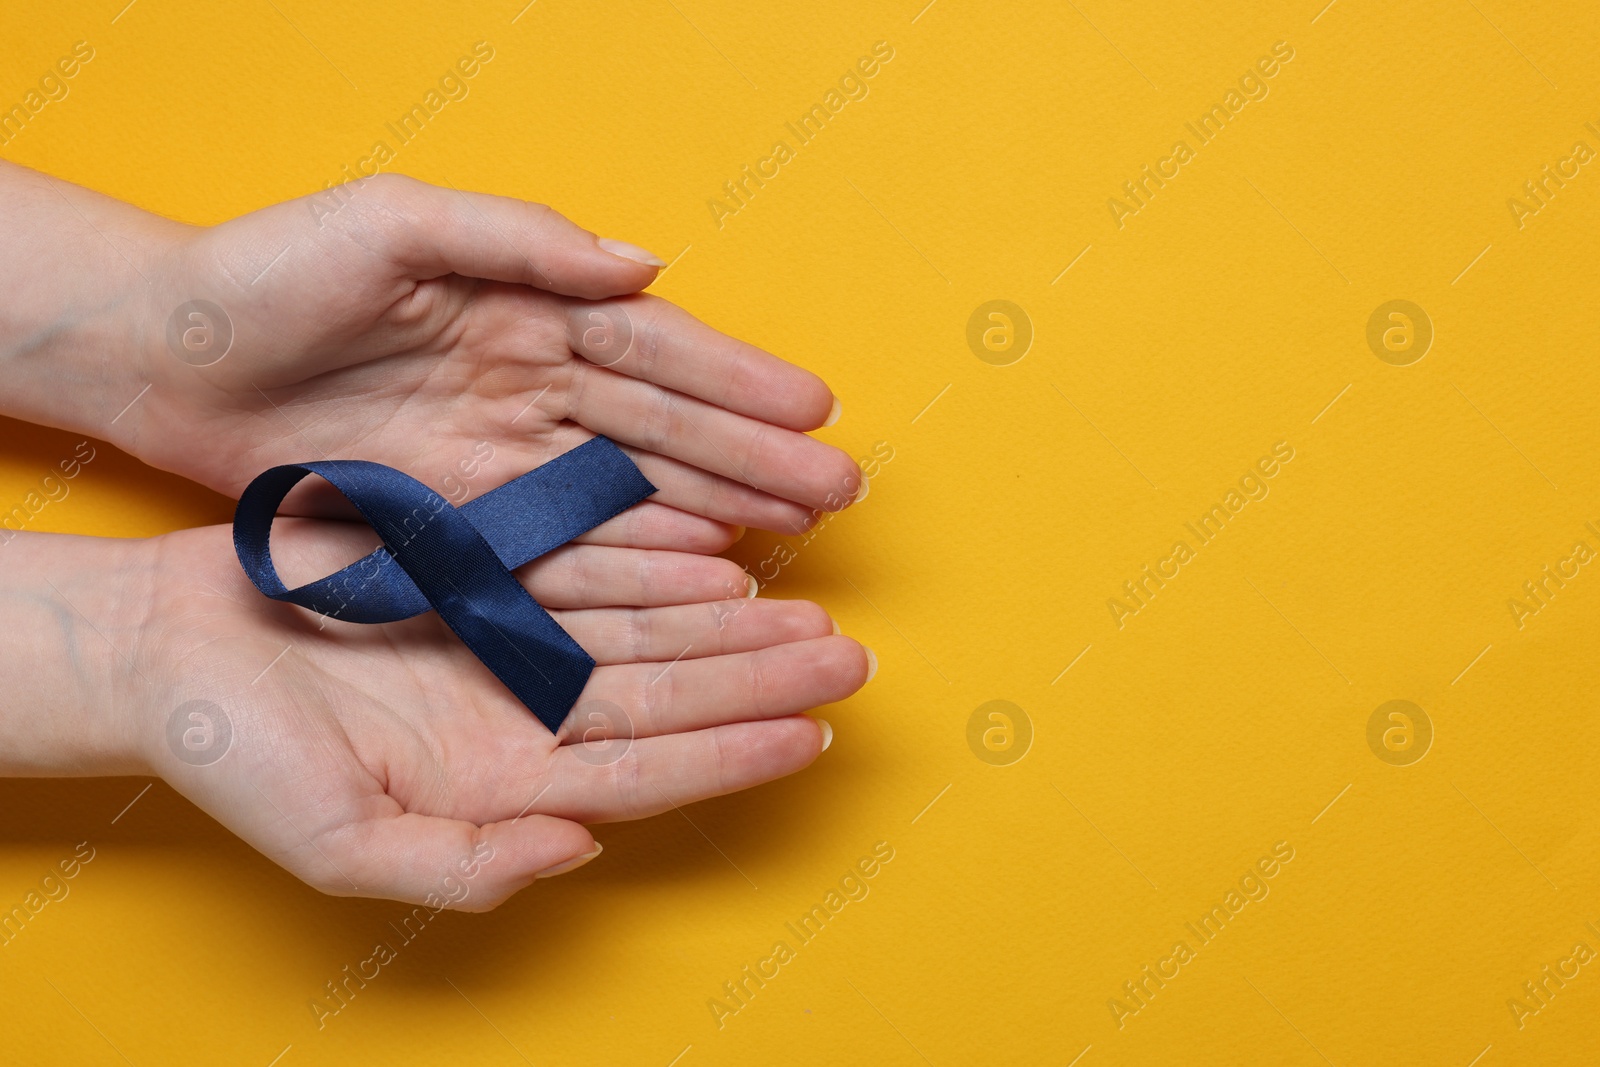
[119,173,863,537]
[105,517,869,910]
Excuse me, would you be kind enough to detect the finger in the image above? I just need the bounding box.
[565,635,868,740]
[519,545,754,608]
[258,519,751,608]
[566,367,865,513]
[570,502,742,553]
[325,810,598,910]
[267,428,777,541]
[371,174,664,299]
[285,409,818,536]
[545,716,829,823]
[550,598,836,665]
[625,450,820,534]
[493,407,821,530]
[566,295,836,430]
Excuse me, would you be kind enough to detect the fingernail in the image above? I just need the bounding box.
[816,719,833,751]
[864,647,878,682]
[731,525,747,543]
[745,575,759,598]
[852,476,870,504]
[597,238,666,267]
[831,618,841,635]
[824,397,842,427]
[535,843,603,879]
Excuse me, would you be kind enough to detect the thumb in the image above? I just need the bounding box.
[329,809,600,911]
[365,173,665,298]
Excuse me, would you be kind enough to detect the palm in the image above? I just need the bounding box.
[125,175,861,537]
[137,521,864,907]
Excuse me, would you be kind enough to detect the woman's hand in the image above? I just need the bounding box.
[2,523,871,910]
[0,163,864,538]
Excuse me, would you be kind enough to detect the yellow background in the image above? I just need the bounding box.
[3,0,1599,1063]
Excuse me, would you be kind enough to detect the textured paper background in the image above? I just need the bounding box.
[3,1,1599,1063]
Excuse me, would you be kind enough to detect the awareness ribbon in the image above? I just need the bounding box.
[233,436,656,733]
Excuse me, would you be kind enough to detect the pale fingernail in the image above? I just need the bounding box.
[745,575,759,598]
[535,844,603,879]
[824,397,842,427]
[731,525,747,543]
[864,647,878,682]
[597,238,666,267]
[852,476,870,504]
[832,618,841,635]
[816,719,833,751]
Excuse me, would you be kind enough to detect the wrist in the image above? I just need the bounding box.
[0,161,188,446]
[0,532,155,776]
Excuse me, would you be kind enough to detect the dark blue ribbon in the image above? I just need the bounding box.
[233,436,656,733]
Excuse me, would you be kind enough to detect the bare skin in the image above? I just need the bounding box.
[0,527,868,909]
[0,162,872,908]
[0,161,865,533]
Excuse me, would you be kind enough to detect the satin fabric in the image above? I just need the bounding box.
[233,436,656,733]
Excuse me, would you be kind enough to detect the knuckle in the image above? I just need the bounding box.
[362,173,427,227]
[518,200,564,241]
[708,720,732,795]
[721,341,758,405]
[563,549,591,605]
[629,305,665,377]
[520,199,557,224]
[739,422,773,476]
[614,742,646,813]
[746,651,770,718]
[636,551,656,602]
[628,606,649,662]
[699,475,727,517]
[560,361,588,421]
[643,654,673,736]
[364,171,419,203]
[640,390,676,453]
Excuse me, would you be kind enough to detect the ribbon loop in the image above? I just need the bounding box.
[233,436,656,733]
